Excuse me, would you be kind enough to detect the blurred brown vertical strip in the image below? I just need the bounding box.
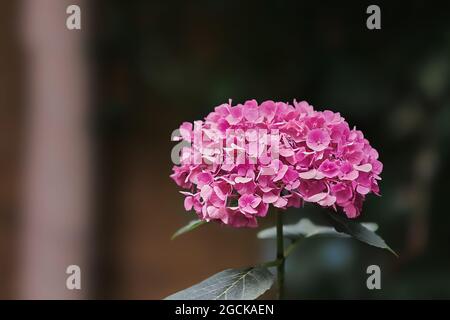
[19,0,92,299]
[0,1,23,299]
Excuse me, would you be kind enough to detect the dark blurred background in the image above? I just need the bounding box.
[1,0,450,299]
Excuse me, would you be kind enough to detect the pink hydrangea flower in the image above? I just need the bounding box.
[170,99,382,227]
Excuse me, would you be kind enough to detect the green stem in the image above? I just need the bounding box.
[276,209,285,300]
[259,259,282,268]
[284,238,302,257]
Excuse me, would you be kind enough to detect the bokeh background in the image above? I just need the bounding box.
[1,0,450,299]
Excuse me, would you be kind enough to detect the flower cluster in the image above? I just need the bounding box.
[171,100,382,227]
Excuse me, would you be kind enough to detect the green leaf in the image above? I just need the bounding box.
[325,212,398,257]
[257,218,378,240]
[171,219,207,240]
[164,266,274,300]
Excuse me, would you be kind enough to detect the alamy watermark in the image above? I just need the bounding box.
[66,5,81,30]
[66,265,81,290]
[171,126,282,166]
[366,5,381,30]
[366,264,381,290]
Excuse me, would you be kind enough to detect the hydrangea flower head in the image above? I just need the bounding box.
[171,100,382,227]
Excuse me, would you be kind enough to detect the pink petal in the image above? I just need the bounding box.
[263,192,279,204]
[200,185,213,200]
[304,192,327,203]
[299,169,317,179]
[273,197,288,208]
[342,170,359,181]
[213,186,227,201]
[306,129,331,151]
[242,101,259,122]
[251,196,262,207]
[259,185,274,192]
[356,185,371,195]
[235,176,253,183]
[259,167,276,176]
[207,206,222,219]
[314,171,325,179]
[242,206,258,214]
[280,148,295,157]
[184,197,194,211]
[226,106,243,124]
[354,163,372,172]
[260,100,276,121]
[318,195,336,207]
[273,165,288,182]
[344,205,359,218]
